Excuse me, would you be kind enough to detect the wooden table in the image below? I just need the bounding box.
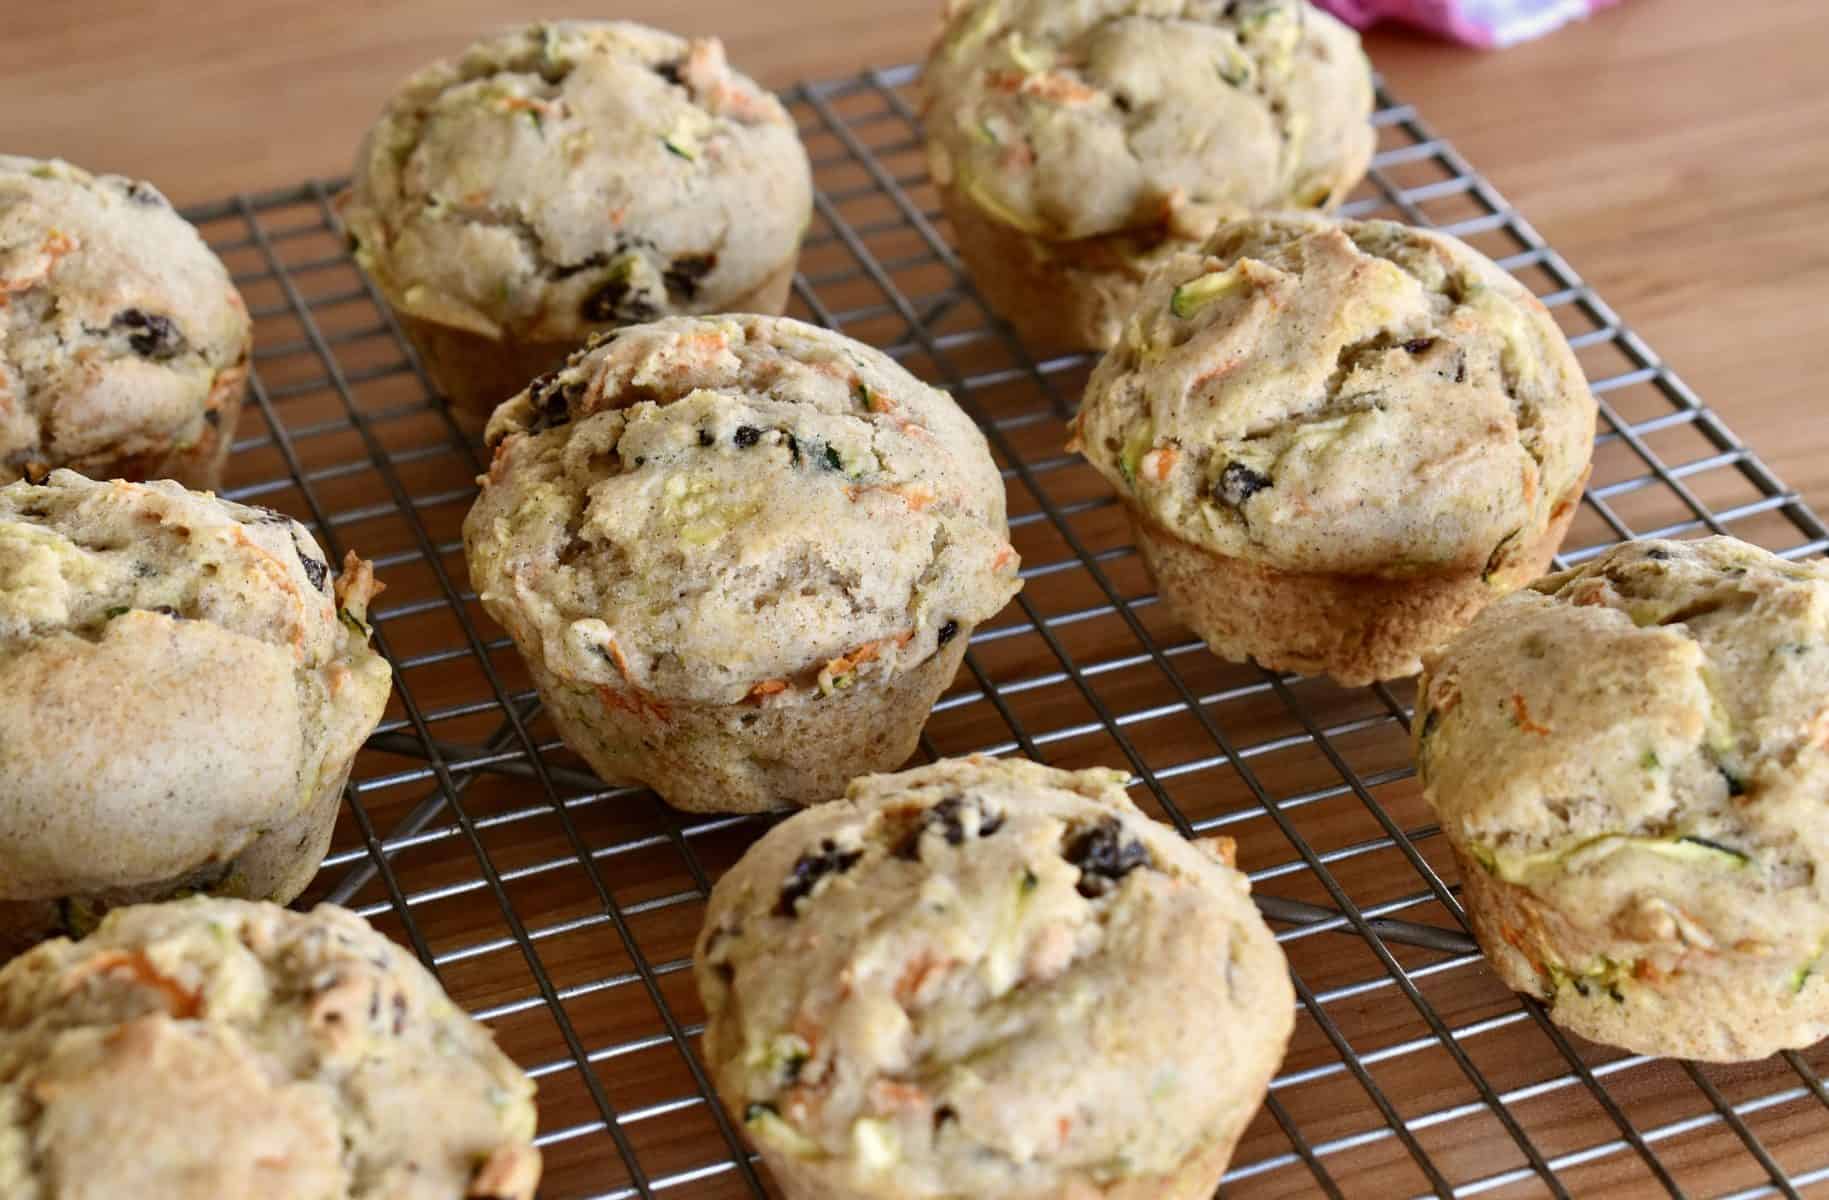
[4,3,1827,1197]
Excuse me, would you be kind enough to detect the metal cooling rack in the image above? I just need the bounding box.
[182,61,1829,1200]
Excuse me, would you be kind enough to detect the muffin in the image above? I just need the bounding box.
[695,756,1294,1198]
[340,20,813,420]
[464,315,1020,813]
[0,471,392,952]
[0,156,252,490]
[0,897,540,1198]
[1071,212,1596,685]
[1417,537,1829,1062]
[921,0,1374,351]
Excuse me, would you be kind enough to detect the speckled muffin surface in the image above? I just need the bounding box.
[0,898,540,1199]
[921,0,1374,349]
[695,756,1293,1199]
[1417,537,1829,1061]
[341,20,812,411]
[464,315,1020,812]
[0,156,251,490]
[0,471,392,949]
[1073,212,1596,683]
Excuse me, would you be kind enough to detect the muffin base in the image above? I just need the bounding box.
[9,352,251,493]
[532,640,969,814]
[0,741,351,955]
[939,184,1169,354]
[1454,847,1829,1062]
[747,1115,1238,1200]
[394,258,800,427]
[1126,485,1583,687]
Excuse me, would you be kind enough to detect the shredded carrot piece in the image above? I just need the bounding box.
[1196,835,1238,869]
[1141,446,1179,482]
[895,629,917,647]
[747,678,789,703]
[987,70,1101,105]
[899,484,936,512]
[894,953,950,1004]
[1057,1116,1074,1143]
[992,544,1017,572]
[870,1080,929,1110]
[596,683,672,723]
[1510,693,1551,736]
[70,952,202,1019]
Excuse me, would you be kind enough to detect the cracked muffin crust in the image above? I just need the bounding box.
[1418,538,1829,1062]
[340,20,813,418]
[0,471,392,952]
[465,316,1020,813]
[921,0,1374,350]
[0,898,540,1199]
[695,756,1293,1199]
[1072,212,1596,684]
[0,156,251,490]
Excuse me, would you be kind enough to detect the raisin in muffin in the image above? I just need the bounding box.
[1417,538,1829,1062]
[921,0,1374,351]
[1072,212,1595,685]
[695,756,1293,1198]
[0,156,251,489]
[0,897,539,1198]
[464,316,1020,813]
[0,471,392,952]
[340,20,813,420]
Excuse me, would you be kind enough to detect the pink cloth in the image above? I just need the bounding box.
[1316,0,1620,47]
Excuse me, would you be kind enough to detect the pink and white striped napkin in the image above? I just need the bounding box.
[1314,0,1621,48]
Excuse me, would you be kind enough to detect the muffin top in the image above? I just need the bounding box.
[1073,212,1595,577]
[695,757,1292,1196]
[341,20,812,343]
[921,0,1373,244]
[465,315,1020,708]
[0,471,391,898]
[1418,538,1829,963]
[0,898,539,1200]
[0,156,250,482]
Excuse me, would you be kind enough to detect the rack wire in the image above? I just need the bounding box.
[183,61,1829,1199]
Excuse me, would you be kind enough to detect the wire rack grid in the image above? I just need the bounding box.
[178,60,1829,1200]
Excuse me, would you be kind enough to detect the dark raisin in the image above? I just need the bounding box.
[1420,706,1442,742]
[580,275,658,324]
[824,445,844,471]
[112,309,185,360]
[1646,547,1671,561]
[776,839,863,916]
[293,531,331,594]
[656,60,685,86]
[552,251,610,280]
[933,1105,958,1130]
[1063,817,1152,898]
[296,552,329,589]
[734,425,762,448]
[633,456,646,467]
[698,429,715,447]
[391,992,407,1035]
[151,605,179,618]
[1454,359,1467,384]
[247,505,293,526]
[663,253,717,301]
[937,620,959,646]
[21,462,49,485]
[1112,93,1133,114]
[124,180,166,207]
[785,433,801,465]
[1215,461,1272,507]
[896,795,1005,860]
[203,407,221,428]
[525,367,580,434]
[1403,338,1436,354]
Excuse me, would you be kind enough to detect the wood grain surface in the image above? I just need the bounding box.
[4,2,1828,1198]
